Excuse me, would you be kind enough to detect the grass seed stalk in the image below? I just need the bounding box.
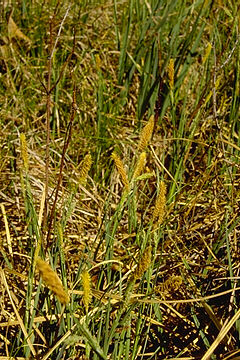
[138,115,155,152]
[36,258,69,305]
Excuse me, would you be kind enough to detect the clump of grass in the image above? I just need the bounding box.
[1,1,240,359]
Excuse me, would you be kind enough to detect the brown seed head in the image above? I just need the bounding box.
[153,181,167,225]
[134,245,152,280]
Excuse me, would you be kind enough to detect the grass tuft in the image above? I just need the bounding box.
[1,1,240,359]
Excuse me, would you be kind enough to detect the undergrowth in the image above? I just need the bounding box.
[1,1,240,359]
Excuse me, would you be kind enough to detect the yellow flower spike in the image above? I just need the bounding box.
[111,152,129,190]
[138,115,154,152]
[36,258,69,305]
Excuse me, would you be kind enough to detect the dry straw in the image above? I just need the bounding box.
[81,270,92,312]
[156,275,182,295]
[153,181,167,225]
[79,154,92,184]
[133,151,146,180]
[8,15,31,44]
[134,245,152,280]
[36,258,69,305]
[168,58,174,90]
[138,115,154,152]
[20,133,29,171]
[111,152,129,190]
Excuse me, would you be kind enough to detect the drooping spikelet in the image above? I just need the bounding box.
[111,152,129,190]
[132,151,147,180]
[79,154,92,184]
[36,258,69,305]
[20,133,29,171]
[81,270,92,313]
[153,181,167,225]
[138,115,154,152]
[168,58,174,90]
[134,245,152,280]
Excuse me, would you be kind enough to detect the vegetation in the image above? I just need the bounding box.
[1,0,240,359]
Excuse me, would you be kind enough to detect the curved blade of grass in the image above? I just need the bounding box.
[75,320,107,360]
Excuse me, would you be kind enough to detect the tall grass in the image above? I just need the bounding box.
[1,0,240,359]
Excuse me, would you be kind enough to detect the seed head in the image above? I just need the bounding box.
[79,154,92,185]
[81,270,92,313]
[111,152,129,190]
[20,133,29,171]
[133,152,147,180]
[36,258,69,305]
[134,246,152,280]
[138,115,154,152]
[153,181,167,225]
